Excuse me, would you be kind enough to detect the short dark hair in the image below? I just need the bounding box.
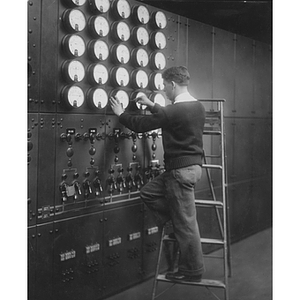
[162,66,190,86]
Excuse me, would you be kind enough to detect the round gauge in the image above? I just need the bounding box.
[112,0,131,19]
[131,69,148,89]
[132,26,149,46]
[63,0,86,7]
[111,21,131,42]
[88,39,109,61]
[132,5,150,24]
[131,48,149,67]
[62,85,85,108]
[62,9,86,32]
[150,31,167,50]
[88,15,109,37]
[88,63,108,85]
[88,88,108,109]
[62,34,86,57]
[152,11,167,29]
[111,90,129,109]
[62,60,85,83]
[132,91,147,110]
[149,72,164,90]
[111,44,130,64]
[111,66,130,87]
[150,92,166,107]
[89,0,110,13]
[150,52,167,70]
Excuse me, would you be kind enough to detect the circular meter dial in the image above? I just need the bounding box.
[62,85,85,108]
[150,31,167,50]
[111,90,129,109]
[152,11,167,29]
[88,88,108,109]
[132,27,149,46]
[132,48,149,67]
[151,92,166,107]
[111,44,130,64]
[131,69,148,89]
[88,39,109,61]
[149,72,164,90]
[89,16,109,37]
[64,0,86,7]
[132,91,147,110]
[113,0,131,19]
[63,9,86,32]
[150,52,166,70]
[63,60,85,82]
[111,21,131,42]
[90,0,110,13]
[62,34,86,57]
[111,67,130,87]
[88,63,108,85]
[133,5,150,24]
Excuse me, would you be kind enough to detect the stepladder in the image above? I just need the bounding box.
[151,99,231,300]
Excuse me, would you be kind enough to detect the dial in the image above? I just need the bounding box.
[150,92,166,107]
[111,66,130,87]
[132,91,147,110]
[111,44,130,64]
[132,26,149,46]
[90,0,110,13]
[89,15,109,37]
[63,0,87,7]
[150,52,167,70]
[149,72,164,90]
[111,90,129,109]
[131,69,148,89]
[62,85,85,108]
[132,48,149,67]
[62,9,86,32]
[133,5,150,24]
[88,39,109,61]
[88,63,108,85]
[62,60,85,82]
[152,11,167,29]
[113,0,131,19]
[111,21,131,42]
[150,31,167,50]
[88,88,108,109]
[62,34,86,57]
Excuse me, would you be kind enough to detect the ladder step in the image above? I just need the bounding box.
[156,275,226,289]
[163,236,224,245]
[195,199,223,207]
[203,130,222,135]
[202,164,222,170]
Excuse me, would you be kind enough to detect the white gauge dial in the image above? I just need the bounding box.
[63,34,86,57]
[63,60,85,82]
[153,11,167,29]
[150,72,164,90]
[91,0,110,13]
[151,52,166,70]
[112,21,131,42]
[89,88,108,109]
[113,90,129,109]
[132,48,149,67]
[88,39,109,61]
[63,85,85,108]
[152,93,166,107]
[132,69,148,89]
[133,91,147,110]
[89,63,108,85]
[63,9,86,32]
[136,5,150,24]
[112,44,130,64]
[151,31,167,50]
[65,0,86,7]
[132,26,149,46]
[89,16,109,37]
[114,0,131,19]
[111,67,130,87]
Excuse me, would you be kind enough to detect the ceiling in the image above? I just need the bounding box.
[137,0,272,44]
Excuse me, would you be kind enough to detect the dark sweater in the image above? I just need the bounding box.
[119,101,206,171]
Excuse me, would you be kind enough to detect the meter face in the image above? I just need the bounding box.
[135,27,149,46]
[64,34,86,57]
[136,6,150,24]
[134,48,149,67]
[91,88,108,109]
[135,91,147,110]
[133,70,148,89]
[65,86,85,108]
[91,40,109,61]
[152,52,166,70]
[153,31,167,49]
[154,93,166,107]
[91,16,109,37]
[93,0,110,13]
[152,72,164,90]
[64,60,85,82]
[116,0,131,19]
[115,90,129,109]
[115,44,130,64]
[154,11,167,29]
[65,9,86,32]
[91,64,108,85]
[115,67,130,87]
[115,21,131,41]
[66,0,86,6]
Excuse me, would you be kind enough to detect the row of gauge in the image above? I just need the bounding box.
[60,0,168,110]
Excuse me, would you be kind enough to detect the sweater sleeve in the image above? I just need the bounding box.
[119,104,166,133]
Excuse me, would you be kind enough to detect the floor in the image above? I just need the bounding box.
[106,228,272,300]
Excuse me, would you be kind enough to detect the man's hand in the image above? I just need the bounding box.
[133,95,155,109]
[109,96,124,116]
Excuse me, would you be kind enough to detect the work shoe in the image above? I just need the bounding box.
[165,271,202,282]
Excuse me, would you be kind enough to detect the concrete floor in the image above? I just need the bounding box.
[106,228,272,300]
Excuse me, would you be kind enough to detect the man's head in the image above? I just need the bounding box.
[162,66,190,102]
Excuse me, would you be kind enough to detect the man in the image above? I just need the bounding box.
[109,66,206,282]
